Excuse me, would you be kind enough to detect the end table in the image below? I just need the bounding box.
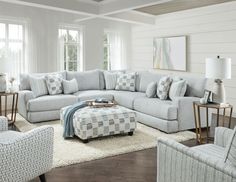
[0,92,19,126]
[193,101,233,144]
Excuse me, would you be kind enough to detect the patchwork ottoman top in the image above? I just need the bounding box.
[73,105,137,125]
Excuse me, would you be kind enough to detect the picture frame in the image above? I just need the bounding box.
[203,90,212,102]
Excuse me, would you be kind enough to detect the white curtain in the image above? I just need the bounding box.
[108,31,127,70]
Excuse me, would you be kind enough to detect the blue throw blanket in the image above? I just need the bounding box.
[63,101,88,138]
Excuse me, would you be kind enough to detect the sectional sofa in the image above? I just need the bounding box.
[18,70,207,133]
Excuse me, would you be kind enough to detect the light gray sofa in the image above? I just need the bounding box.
[18,70,207,133]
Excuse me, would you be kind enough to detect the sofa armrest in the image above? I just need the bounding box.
[173,96,202,130]
[18,90,35,118]
[0,126,54,182]
[0,116,8,131]
[157,138,236,182]
[214,127,233,147]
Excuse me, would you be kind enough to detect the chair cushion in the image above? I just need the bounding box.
[192,144,225,160]
[27,95,77,112]
[224,127,236,167]
[74,90,114,101]
[133,97,177,120]
[106,91,146,109]
[66,70,100,91]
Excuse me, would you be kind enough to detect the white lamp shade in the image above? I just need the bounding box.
[205,57,231,79]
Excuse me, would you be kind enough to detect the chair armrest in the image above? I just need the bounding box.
[0,116,8,131]
[0,126,54,182]
[172,96,202,130]
[157,138,236,182]
[214,127,233,147]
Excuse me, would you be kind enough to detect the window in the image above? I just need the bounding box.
[103,32,111,70]
[0,22,24,79]
[58,27,83,71]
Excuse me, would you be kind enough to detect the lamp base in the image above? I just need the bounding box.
[212,79,226,104]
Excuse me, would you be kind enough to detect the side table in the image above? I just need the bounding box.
[0,92,19,126]
[193,101,233,144]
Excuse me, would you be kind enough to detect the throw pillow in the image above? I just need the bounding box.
[169,80,187,100]
[224,127,236,167]
[156,76,172,100]
[62,79,79,94]
[115,72,136,92]
[29,76,48,97]
[146,82,157,98]
[104,71,120,90]
[45,74,63,95]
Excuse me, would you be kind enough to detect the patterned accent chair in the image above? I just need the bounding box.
[0,116,54,182]
[157,127,236,182]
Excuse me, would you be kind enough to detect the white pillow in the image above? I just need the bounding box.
[146,82,157,98]
[29,76,48,97]
[45,74,63,95]
[104,71,120,90]
[156,76,172,100]
[62,79,79,94]
[169,80,187,100]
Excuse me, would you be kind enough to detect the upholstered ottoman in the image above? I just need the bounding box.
[60,105,137,143]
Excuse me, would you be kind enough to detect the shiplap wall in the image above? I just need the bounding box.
[131,1,236,115]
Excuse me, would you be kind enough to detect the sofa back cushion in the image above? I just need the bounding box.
[20,71,66,90]
[66,70,101,91]
[138,72,164,92]
[181,76,207,98]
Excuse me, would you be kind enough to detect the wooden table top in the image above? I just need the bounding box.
[193,101,233,109]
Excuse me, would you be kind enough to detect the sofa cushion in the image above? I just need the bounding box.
[62,79,78,94]
[139,72,164,92]
[45,74,63,95]
[66,70,100,91]
[27,95,77,112]
[74,90,114,101]
[156,76,172,100]
[181,75,207,98]
[104,71,120,90]
[115,72,136,92]
[146,82,157,98]
[169,80,187,100]
[106,91,146,109]
[133,97,177,120]
[20,71,66,91]
[29,76,48,97]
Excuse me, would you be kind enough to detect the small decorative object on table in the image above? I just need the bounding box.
[9,77,16,93]
[88,98,117,108]
[193,101,233,144]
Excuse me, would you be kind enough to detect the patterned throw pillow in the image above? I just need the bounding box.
[224,127,236,167]
[45,74,63,95]
[29,76,48,97]
[115,72,136,92]
[146,82,157,98]
[156,76,172,100]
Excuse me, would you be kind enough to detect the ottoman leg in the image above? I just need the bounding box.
[128,131,133,136]
[83,139,89,143]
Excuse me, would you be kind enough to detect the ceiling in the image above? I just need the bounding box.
[0,0,234,25]
[135,0,235,15]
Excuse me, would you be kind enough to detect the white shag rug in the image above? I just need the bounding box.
[15,114,195,168]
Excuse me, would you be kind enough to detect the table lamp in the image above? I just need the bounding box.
[205,56,231,104]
